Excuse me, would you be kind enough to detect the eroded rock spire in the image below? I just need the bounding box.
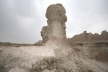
[41,4,67,43]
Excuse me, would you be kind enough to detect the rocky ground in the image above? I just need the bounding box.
[0,41,108,72]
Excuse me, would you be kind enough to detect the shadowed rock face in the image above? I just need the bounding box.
[41,26,48,43]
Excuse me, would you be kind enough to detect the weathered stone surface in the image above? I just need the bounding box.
[46,4,67,22]
[69,30,108,43]
[0,3,108,72]
[41,26,48,42]
[45,4,67,41]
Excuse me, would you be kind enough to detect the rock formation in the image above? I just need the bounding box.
[41,4,67,44]
[69,30,108,43]
[68,30,108,64]
[41,26,48,43]
[39,4,108,72]
[0,3,108,72]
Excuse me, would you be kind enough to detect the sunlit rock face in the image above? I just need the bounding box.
[0,3,108,72]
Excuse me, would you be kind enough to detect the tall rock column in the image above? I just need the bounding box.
[46,4,67,41]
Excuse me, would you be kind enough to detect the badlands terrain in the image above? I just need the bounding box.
[0,4,108,72]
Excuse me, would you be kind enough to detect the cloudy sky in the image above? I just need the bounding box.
[0,0,108,43]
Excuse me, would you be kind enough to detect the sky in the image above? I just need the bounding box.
[0,0,108,43]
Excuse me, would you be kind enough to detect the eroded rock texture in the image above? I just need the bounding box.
[0,3,108,72]
[46,4,67,40]
[41,26,48,43]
